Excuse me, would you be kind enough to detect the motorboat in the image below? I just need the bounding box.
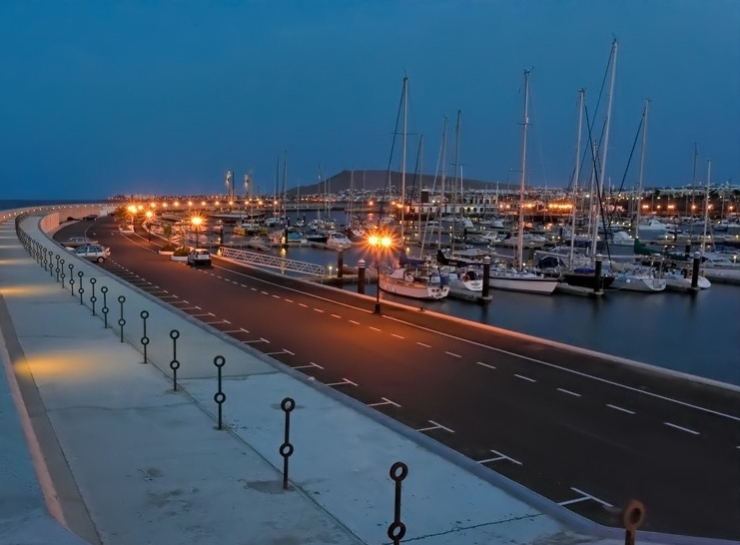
[379,263,450,300]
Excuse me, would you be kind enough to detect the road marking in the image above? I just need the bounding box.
[251,287,257,291]
[416,420,455,434]
[514,374,536,383]
[381,315,740,424]
[369,326,381,332]
[261,291,269,295]
[558,487,612,508]
[314,308,324,313]
[264,349,293,356]
[331,314,341,319]
[272,295,281,299]
[158,294,179,299]
[224,329,250,334]
[325,378,357,387]
[232,280,238,284]
[299,303,308,308]
[476,361,496,370]
[606,404,635,415]
[664,422,700,436]
[392,334,404,339]
[477,449,522,466]
[349,320,360,325]
[242,338,270,344]
[293,362,323,370]
[417,342,431,348]
[368,397,401,408]
[283,349,295,355]
[284,298,293,303]
[178,306,200,311]
[190,312,215,317]
[240,284,247,287]
[204,320,229,325]
[445,351,461,358]
[557,388,581,398]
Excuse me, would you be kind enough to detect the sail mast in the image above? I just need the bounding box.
[591,39,618,256]
[569,88,585,268]
[439,116,448,248]
[702,160,711,255]
[282,151,288,220]
[517,70,531,269]
[400,76,409,243]
[635,99,650,241]
[452,110,462,253]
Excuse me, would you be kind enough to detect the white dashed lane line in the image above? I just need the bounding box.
[369,326,381,332]
[349,320,360,325]
[392,334,404,339]
[514,374,536,383]
[416,342,431,348]
[476,361,496,370]
[284,298,293,303]
[445,351,461,358]
[606,404,635,415]
[664,422,700,436]
[298,303,308,308]
[314,308,324,313]
[557,388,581,398]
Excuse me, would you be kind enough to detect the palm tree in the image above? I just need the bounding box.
[112,206,128,227]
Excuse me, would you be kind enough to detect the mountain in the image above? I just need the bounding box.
[287,170,517,196]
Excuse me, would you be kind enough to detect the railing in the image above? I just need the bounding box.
[219,246,326,276]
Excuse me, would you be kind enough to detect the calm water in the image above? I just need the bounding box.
[4,202,738,386]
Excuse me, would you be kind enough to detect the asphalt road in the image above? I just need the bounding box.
[55,218,740,540]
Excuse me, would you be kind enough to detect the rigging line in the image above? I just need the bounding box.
[608,110,644,227]
[527,84,549,190]
[584,103,613,263]
[419,124,444,253]
[380,80,406,224]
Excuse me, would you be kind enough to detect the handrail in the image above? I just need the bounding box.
[219,246,325,276]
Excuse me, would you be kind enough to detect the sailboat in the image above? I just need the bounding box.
[488,70,558,295]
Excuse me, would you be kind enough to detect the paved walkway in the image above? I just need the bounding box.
[0,211,694,545]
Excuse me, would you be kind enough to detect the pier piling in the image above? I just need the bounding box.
[337,250,344,279]
[482,256,491,300]
[691,251,701,291]
[357,259,366,295]
[594,254,604,296]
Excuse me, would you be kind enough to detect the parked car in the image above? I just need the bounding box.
[187,248,211,267]
[82,214,98,221]
[64,236,98,248]
[74,244,110,263]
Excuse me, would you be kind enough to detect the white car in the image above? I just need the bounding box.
[74,244,110,263]
[187,248,211,267]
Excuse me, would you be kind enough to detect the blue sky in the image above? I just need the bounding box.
[1,1,738,199]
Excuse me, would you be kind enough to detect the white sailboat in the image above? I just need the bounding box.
[488,69,557,295]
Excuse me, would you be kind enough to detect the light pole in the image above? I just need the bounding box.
[191,216,203,249]
[145,210,153,242]
[368,233,393,314]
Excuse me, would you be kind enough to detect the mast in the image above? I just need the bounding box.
[400,76,409,243]
[689,142,698,238]
[273,156,280,218]
[591,39,618,256]
[282,151,288,220]
[569,89,585,268]
[439,116,448,248]
[452,109,462,252]
[635,99,650,242]
[702,160,711,254]
[516,70,531,269]
[349,170,354,221]
[317,166,322,221]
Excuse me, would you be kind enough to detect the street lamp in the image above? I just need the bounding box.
[191,215,203,249]
[145,210,153,242]
[367,233,394,314]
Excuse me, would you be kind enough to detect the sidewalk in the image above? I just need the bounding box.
[0,212,672,545]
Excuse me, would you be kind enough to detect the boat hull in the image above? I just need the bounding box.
[379,277,450,300]
[562,272,616,291]
[664,276,711,291]
[488,275,558,295]
[612,276,666,292]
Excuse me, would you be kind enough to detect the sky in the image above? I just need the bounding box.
[0,0,738,199]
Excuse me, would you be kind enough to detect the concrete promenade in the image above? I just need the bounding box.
[0,208,718,545]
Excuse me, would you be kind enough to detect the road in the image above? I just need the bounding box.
[55,218,740,540]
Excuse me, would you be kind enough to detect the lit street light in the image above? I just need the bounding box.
[367,233,394,314]
[191,215,203,249]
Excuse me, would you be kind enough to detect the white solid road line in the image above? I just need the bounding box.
[445,351,461,358]
[416,420,455,434]
[606,404,635,415]
[558,487,613,508]
[664,422,700,436]
[557,388,582,398]
[381,315,740,423]
[476,361,496,370]
[477,449,522,466]
[514,374,536,383]
[417,342,431,348]
[367,397,401,408]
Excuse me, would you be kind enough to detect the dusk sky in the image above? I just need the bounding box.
[1,1,738,199]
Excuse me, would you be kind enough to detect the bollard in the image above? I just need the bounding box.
[118,295,126,342]
[337,250,344,279]
[387,462,408,545]
[482,256,491,299]
[169,330,180,391]
[77,271,85,305]
[89,278,97,315]
[357,259,366,295]
[55,254,60,282]
[60,258,66,288]
[101,286,109,328]
[140,310,150,363]
[621,499,646,545]
[279,397,296,490]
[594,254,604,295]
[684,242,691,257]
[68,264,75,296]
[213,356,226,429]
[48,250,53,277]
[691,251,701,291]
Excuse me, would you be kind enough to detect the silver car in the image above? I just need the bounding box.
[74,244,110,263]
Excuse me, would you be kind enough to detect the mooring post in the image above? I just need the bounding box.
[357,259,366,295]
[691,251,701,291]
[594,254,604,295]
[337,250,344,279]
[279,397,296,490]
[387,462,408,545]
[482,256,491,299]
